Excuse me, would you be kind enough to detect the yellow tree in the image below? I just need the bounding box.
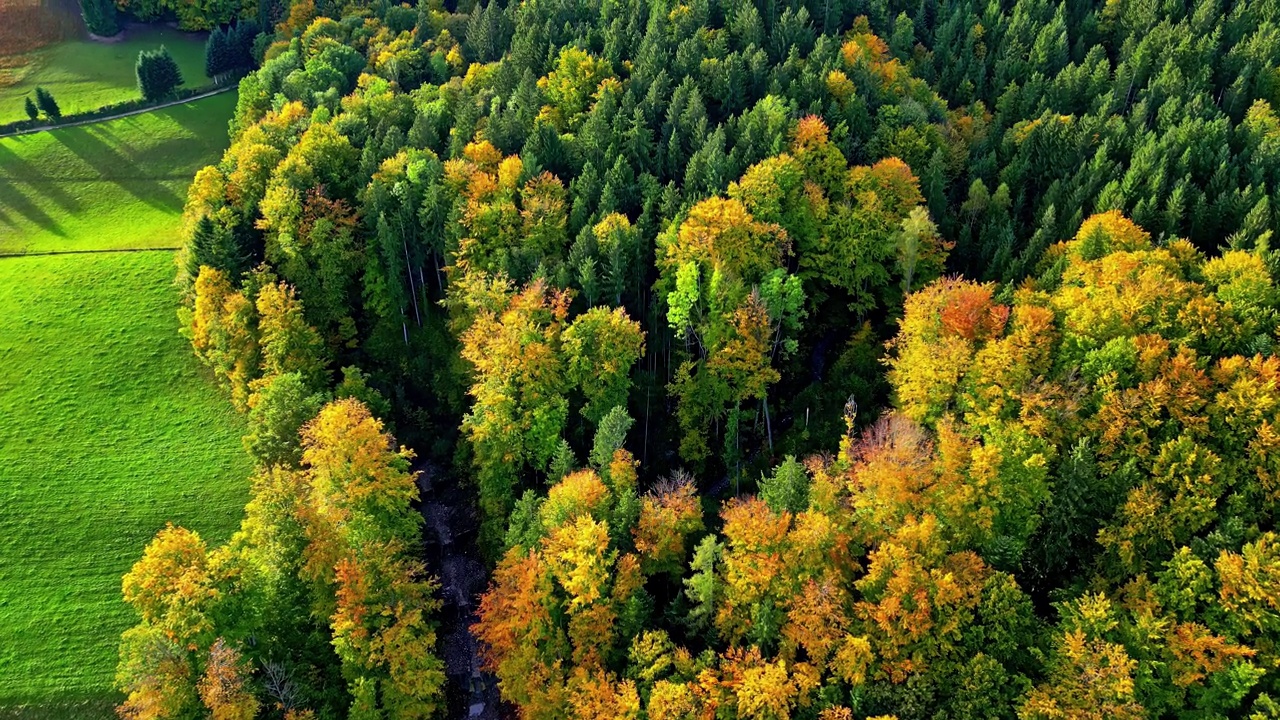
[299,399,445,718]
[562,306,645,425]
[460,279,572,551]
[198,639,259,720]
[186,266,259,410]
[660,195,800,465]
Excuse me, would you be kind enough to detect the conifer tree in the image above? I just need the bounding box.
[205,27,229,78]
[34,87,60,120]
[79,0,119,37]
[137,46,184,101]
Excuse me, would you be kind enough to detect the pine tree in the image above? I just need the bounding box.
[137,46,184,101]
[34,87,60,120]
[23,96,37,121]
[79,0,119,37]
[228,21,260,71]
[205,27,229,78]
[185,215,225,281]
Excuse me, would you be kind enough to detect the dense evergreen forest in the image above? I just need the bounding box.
[116,0,1280,717]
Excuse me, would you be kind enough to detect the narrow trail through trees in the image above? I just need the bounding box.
[415,461,503,719]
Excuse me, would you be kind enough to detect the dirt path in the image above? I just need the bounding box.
[0,85,234,139]
[415,461,504,719]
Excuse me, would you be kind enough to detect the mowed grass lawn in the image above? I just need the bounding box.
[0,92,247,717]
[0,26,209,124]
[0,91,235,254]
[0,251,252,717]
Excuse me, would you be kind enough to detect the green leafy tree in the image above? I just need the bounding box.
[760,455,809,515]
[243,371,326,468]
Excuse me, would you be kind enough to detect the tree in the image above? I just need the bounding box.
[137,46,184,101]
[34,86,60,120]
[634,474,703,577]
[79,0,119,37]
[117,625,200,720]
[121,524,220,646]
[458,279,574,553]
[182,214,246,286]
[23,96,36,121]
[243,371,326,468]
[185,266,259,410]
[563,306,645,425]
[198,639,259,720]
[206,27,230,78]
[1021,599,1144,720]
[760,455,810,515]
[298,399,445,716]
[255,280,329,392]
[659,194,800,465]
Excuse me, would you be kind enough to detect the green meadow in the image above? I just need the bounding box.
[0,92,248,717]
[0,26,209,125]
[0,91,235,254]
[0,252,252,716]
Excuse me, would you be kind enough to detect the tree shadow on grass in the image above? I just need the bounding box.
[0,142,84,217]
[169,101,219,137]
[53,128,183,214]
[0,178,67,240]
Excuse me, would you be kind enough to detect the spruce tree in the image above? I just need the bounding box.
[205,27,229,78]
[23,96,37,121]
[136,46,184,101]
[226,21,260,71]
[186,215,222,281]
[79,0,119,37]
[34,87,60,120]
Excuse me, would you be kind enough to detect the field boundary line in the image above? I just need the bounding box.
[0,247,178,258]
[0,86,235,139]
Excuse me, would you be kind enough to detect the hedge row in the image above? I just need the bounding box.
[0,74,242,138]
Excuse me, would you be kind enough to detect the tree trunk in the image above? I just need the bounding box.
[403,238,421,327]
[763,394,773,453]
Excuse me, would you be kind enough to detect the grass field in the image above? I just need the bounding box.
[0,89,248,717]
[0,25,210,125]
[0,252,253,717]
[0,91,235,254]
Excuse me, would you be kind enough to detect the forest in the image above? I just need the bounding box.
[108,0,1280,717]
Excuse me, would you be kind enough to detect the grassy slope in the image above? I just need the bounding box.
[0,26,209,124]
[0,252,253,717]
[0,92,248,717]
[0,91,235,254]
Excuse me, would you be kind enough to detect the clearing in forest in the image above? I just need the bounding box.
[0,91,236,254]
[0,94,248,717]
[0,23,210,125]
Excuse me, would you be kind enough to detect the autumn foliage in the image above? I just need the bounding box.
[117,400,443,719]
[475,211,1280,719]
